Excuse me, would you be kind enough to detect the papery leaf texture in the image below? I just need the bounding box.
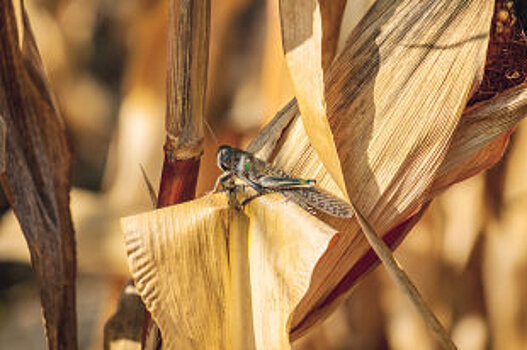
[122,193,335,350]
[0,1,77,349]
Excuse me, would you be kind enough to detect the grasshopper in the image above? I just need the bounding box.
[214,145,352,218]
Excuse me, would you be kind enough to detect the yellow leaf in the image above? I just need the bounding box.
[274,0,497,337]
[280,0,348,196]
[122,193,336,349]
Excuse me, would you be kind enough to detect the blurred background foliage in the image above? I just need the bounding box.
[0,0,526,349]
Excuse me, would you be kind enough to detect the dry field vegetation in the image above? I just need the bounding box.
[0,0,526,349]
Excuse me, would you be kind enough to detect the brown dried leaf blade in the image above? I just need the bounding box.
[122,193,336,349]
[274,0,496,337]
[0,1,77,349]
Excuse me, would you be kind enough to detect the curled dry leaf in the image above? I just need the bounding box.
[122,193,335,350]
[275,0,527,339]
[433,82,527,192]
[0,0,77,349]
[279,0,348,194]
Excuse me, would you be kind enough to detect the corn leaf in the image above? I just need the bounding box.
[122,193,335,350]
[0,0,77,348]
[275,0,496,336]
[280,0,348,194]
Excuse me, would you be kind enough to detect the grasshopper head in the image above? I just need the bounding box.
[217,145,233,171]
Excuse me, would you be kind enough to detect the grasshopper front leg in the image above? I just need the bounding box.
[212,172,234,193]
[213,172,248,210]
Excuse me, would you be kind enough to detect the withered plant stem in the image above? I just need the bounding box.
[142,0,211,348]
[349,201,457,350]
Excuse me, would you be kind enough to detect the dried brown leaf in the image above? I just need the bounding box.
[122,193,335,350]
[319,0,348,68]
[336,0,376,55]
[434,83,527,191]
[280,0,348,195]
[246,98,298,158]
[0,0,77,349]
[274,0,496,337]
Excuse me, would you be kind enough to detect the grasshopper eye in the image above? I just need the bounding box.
[221,149,229,162]
[217,145,231,171]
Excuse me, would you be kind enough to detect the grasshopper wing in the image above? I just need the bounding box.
[251,156,352,218]
[282,187,353,218]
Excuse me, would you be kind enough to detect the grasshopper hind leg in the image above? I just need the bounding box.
[240,194,262,207]
[239,185,267,207]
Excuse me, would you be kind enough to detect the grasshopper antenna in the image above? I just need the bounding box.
[204,119,219,147]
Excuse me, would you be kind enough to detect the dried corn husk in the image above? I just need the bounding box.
[276,0,500,337]
[122,193,336,350]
